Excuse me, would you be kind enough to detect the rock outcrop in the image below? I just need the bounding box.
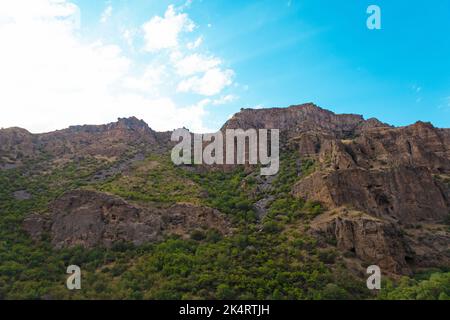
[291,121,450,222]
[285,116,450,274]
[311,208,413,275]
[23,190,230,249]
[222,103,389,139]
[295,166,449,223]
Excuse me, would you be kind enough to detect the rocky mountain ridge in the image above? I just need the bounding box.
[2,103,449,276]
[222,103,390,139]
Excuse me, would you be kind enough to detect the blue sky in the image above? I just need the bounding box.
[1,0,449,132]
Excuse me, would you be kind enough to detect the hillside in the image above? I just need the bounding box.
[0,103,449,300]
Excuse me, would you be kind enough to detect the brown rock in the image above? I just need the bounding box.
[23,190,230,249]
[311,208,413,275]
[294,166,449,223]
[1,117,170,166]
[222,103,389,139]
[23,213,52,242]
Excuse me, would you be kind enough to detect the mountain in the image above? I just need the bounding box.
[226,104,450,275]
[223,103,389,138]
[1,103,449,300]
[0,117,167,163]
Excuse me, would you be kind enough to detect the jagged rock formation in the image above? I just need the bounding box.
[289,122,450,220]
[222,103,389,139]
[310,208,413,275]
[287,117,450,274]
[295,166,449,222]
[23,190,230,249]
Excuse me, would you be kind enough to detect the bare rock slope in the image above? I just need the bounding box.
[24,190,230,249]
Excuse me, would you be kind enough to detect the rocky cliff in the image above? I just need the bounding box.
[222,103,389,139]
[222,104,450,274]
[2,103,448,276]
[23,190,230,249]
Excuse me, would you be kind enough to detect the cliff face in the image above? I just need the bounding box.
[290,120,450,221]
[222,104,450,274]
[2,103,448,276]
[295,166,449,223]
[310,208,414,275]
[222,103,389,139]
[287,118,450,274]
[23,190,230,249]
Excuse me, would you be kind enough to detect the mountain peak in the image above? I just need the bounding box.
[0,127,32,135]
[116,116,150,130]
[223,102,388,138]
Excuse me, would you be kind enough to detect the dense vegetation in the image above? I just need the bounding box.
[380,272,450,300]
[0,151,448,300]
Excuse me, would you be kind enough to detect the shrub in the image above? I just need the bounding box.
[190,230,206,241]
[262,221,282,233]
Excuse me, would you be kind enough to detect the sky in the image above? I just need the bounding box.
[0,0,450,133]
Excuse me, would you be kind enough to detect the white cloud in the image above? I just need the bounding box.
[0,1,130,131]
[212,94,238,105]
[141,4,235,97]
[174,53,221,76]
[122,65,167,93]
[142,5,195,52]
[120,27,139,50]
[0,1,235,134]
[177,68,234,96]
[251,104,266,109]
[100,5,112,23]
[187,36,203,50]
[0,0,79,23]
